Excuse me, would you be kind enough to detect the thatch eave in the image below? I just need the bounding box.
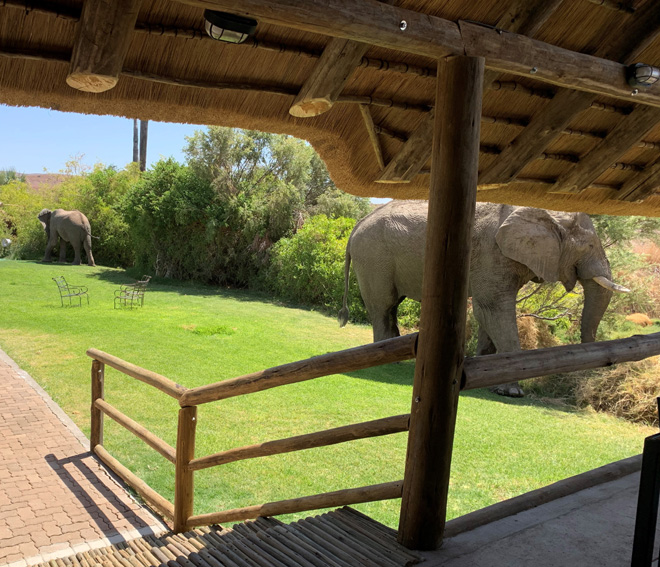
[2,0,660,215]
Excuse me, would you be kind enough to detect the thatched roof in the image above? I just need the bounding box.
[2,0,660,216]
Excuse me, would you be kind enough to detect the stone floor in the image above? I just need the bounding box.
[0,348,166,567]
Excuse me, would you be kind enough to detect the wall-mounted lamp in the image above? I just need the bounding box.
[627,63,660,87]
[204,10,257,44]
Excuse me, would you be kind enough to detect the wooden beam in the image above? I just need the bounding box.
[187,481,403,528]
[94,445,175,520]
[173,0,660,108]
[87,348,187,400]
[359,105,385,170]
[552,103,660,194]
[67,0,142,93]
[189,414,409,471]
[398,56,484,551]
[94,399,177,463]
[377,112,434,183]
[616,155,660,201]
[290,38,370,117]
[479,89,596,184]
[178,333,417,407]
[462,332,660,390]
[377,0,561,183]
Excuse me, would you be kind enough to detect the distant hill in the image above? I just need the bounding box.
[24,173,69,192]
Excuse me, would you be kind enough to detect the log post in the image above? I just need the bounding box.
[398,55,484,550]
[174,405,197,532]
[90,360,104,449]
[66,0,142,93]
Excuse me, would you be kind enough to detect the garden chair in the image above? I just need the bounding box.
[114,275,151,309]
[52,276,89,307]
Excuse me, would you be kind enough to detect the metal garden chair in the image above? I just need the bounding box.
[52,276,89,307]
[114,275,151,309]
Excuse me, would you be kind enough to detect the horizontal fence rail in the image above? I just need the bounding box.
[87,348,187,400]
[178,333,418,407]
[94,444,175,520]
[187,481,404,528]
[94,399,176,463]
[189,414,410,471]
[462,332,660,390]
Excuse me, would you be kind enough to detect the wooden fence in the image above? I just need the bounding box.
[87,331,660,533]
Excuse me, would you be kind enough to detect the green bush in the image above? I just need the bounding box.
[0,180,50,260]
[269,215,368,321]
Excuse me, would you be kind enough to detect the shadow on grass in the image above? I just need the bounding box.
[344,360,578,415]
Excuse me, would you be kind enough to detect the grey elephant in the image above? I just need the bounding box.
[38,208,96,266]
[338,200,628,397]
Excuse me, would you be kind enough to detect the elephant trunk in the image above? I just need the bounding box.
[579,277,613,343]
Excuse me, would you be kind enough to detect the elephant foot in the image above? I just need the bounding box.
[490,382,525,398]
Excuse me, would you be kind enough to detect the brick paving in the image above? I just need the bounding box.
[0,348,166,567]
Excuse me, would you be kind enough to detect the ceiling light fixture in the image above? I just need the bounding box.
[627,63,660,87]
[204,10,257,44]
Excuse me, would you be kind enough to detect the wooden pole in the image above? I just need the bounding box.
[398,55,484,550]
[174,405,197,532]
[90,360,104,449]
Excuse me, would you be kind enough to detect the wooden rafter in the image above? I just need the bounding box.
[175,0,660,108]
[616,157,660,202]
[67,0,142,93]
[289,0,397,118]
[377,0,560,183]
[478,89,595,185]
[552,103,660,194]
[359,105,385,170]
[289,38,370,117]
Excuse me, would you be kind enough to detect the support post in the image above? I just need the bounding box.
[398,55,484,550]
[174,405,197,532]
[90,360,104,449]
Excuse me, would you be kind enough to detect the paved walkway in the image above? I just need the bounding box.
[0,349,166,567]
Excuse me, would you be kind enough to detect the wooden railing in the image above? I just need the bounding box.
[87,334,417,532]
[87,331,660,533]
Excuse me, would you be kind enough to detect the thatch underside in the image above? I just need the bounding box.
[2,0,660,216]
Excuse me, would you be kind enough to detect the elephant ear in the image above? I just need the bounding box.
[495,208,565,282]
[37,208,51,231]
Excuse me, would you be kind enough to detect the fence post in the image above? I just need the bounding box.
[91,360,105,449]
[174,405,197,532]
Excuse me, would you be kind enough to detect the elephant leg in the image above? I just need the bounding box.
[473,298,525,397]
[71,240,82,265]
[365,297,402,342]
[59,240,67,263]
[43,235,58,262]
[476,327,497,356]
[83,236,95,266]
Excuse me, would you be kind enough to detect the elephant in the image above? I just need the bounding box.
[38,208,96,266]
[338,200,629,397]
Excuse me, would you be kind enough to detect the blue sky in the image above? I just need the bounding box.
[0,104,202,174]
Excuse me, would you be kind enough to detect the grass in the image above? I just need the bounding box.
[0,260,654,528]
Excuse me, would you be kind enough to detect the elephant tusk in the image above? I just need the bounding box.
[592,275,630,293]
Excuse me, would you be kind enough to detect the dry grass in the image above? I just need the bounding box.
[527,358,660,426]
[577,357,660,426]
[517,316,560,350]
[630,240,660,318]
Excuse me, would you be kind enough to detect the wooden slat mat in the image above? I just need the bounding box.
[32,507,422,567]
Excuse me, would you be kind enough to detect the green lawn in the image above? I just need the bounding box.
[0,260,653,527]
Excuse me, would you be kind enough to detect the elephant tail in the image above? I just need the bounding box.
[338,246,352,328]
